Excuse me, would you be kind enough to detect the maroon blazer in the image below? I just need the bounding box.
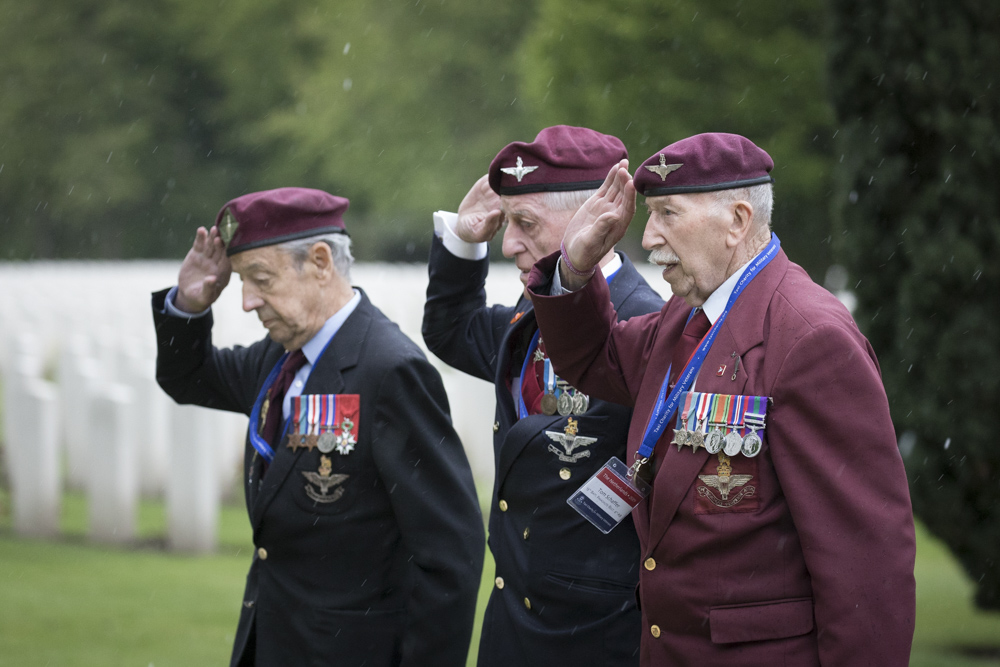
[527,249,915,666]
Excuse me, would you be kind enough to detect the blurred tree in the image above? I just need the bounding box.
[515,0,836,276]
[255,0,537,260]
[829,0,1000,608]
[0,0,248,258]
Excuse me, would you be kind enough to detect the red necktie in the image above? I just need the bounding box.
[261,349,308,448]
[520,334,547,416]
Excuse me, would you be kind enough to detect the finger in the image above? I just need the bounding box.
[622,179,637,218]
[192,226,208,253]
[594,162,619,197]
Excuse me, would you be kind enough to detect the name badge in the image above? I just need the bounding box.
[567,456,651,534]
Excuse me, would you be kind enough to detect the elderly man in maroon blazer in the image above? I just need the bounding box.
[525,133,916,665]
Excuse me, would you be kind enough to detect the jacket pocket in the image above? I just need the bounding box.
[709,596,814,644]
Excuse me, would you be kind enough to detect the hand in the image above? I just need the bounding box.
[560,160,636,290]
[175,226,231,313]
[455,175,504,244]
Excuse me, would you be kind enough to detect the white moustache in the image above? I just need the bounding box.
[648,248,680,266]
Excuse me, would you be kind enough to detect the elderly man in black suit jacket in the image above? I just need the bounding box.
[423,126,665,666]
[152,187,484,667]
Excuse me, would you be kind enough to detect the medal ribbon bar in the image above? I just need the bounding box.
[631,233,781,475]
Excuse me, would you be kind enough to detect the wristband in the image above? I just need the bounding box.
[560,240,597,278]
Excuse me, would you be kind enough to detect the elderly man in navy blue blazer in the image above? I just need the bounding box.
[423,126,664,665]
[152,188,484,666]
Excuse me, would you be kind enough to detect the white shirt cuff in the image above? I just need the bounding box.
[164,286,211,318]
[550,259,574,295]
[433,211,488,261]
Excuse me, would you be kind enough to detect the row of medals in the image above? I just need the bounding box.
[540,380,589,417]
[286,424,345,454]
[672,414,764,458]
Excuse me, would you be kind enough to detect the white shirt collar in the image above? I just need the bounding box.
[300,289,362,364]
[699,255,755,324]
[601,252,623,279]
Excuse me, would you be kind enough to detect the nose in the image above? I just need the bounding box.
[242,283,264,312]
[501,222,524,260]
[641,219,664,251]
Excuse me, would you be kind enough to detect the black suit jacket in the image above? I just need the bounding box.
[422,236,664,666]
[153,288,484,667]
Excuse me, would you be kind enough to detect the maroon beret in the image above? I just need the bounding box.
[633,133,774,197]
[214,187,349,256]
[488,125,627,196]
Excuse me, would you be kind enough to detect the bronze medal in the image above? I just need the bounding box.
[541,393,558,415]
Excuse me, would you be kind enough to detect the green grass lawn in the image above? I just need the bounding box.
[0,489,997,666]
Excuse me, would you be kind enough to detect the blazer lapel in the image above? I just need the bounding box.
[494,303,541,482]
[250,291,371,525]
[643,252,789,549]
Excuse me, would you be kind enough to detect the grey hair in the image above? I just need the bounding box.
[710,183,774,229]
[279,233,354,282]
[538,188,599,212]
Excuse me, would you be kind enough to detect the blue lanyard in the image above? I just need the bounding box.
[249,352,289,463]
[636,233,780,461]
[516,262,622,420]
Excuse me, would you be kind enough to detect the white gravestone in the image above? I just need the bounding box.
[10,375,61,537]
[167,403,219,553]
[87,383,138,543]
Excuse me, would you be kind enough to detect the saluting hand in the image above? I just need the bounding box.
[175,225,231,313]
[560,160,636,290]
[455,174,504,244]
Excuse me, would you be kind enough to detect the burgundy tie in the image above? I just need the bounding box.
[669,309,711,388]
[650,309,711,475]
[261,349,308,448]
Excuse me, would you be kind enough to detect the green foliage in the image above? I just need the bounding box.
[255,0,536,259]
[0,0,837,265]
[516,0,836,275]
[0,0,249,258]
[829,0,1000,609]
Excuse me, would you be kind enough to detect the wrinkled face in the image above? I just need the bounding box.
[230,245,327,351]
[500,193,575,291]
[642,193,733,307]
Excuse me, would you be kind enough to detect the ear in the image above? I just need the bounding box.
[726,200,754,248]
[308,241,335,281]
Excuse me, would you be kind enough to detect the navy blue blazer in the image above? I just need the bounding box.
[153,288,484,667]
[423,236,664,666]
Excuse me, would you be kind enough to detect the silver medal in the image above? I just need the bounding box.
[557,392,574,416]
[742,430,762,458]
[704,427,724,455]
[318,432,336,454]
[723,430,743,457]
[572,392,589,415]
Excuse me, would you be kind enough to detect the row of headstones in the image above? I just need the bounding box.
[2,331,244,553]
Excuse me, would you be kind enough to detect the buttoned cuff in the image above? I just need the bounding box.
[433,211,488,261]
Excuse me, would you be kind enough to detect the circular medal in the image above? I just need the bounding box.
[557,392,574,416]
[704,430,723,454]
[318,432,336,454]
[742,432,762,457]
[572,393,589,415]
[540,393,558,416]
[723,431,743,457]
